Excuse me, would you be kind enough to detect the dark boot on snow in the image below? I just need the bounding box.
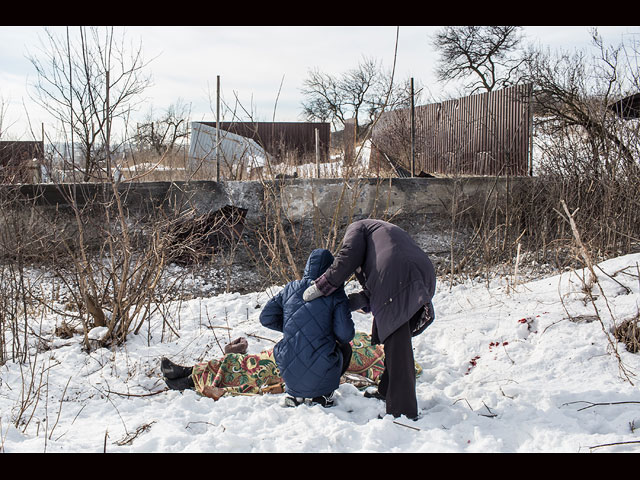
[283,392,335,408]
[364,389,386,401]
[161,357,193,380]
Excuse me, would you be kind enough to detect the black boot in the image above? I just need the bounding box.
[364,389,386,401]
[165,375,195,391]
[161,357,193,379]
[311,393,335,408]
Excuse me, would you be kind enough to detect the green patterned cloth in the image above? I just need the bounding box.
[191,331,422,399]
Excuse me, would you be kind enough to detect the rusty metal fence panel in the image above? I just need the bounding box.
[372,84,533,176]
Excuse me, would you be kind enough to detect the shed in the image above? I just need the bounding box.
[189,122,269,177]
[0,141,44,184]
[608,93,640,119]
[196,121,330,163]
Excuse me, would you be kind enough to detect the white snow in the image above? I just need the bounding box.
[2,253,640,452]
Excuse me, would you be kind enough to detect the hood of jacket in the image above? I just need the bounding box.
[303,248,334,281]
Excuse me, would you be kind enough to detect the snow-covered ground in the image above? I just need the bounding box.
[2,252,640,452]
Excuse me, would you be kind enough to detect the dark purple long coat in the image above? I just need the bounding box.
[314,219,436,343]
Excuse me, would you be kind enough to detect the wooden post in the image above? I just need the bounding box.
[216,75,220,182]
[344,119,356,165]
[67,26,75,171]
[410,77,415,177]
[315,128,320,178]
[528,84,534,176]
[106,69,111,180]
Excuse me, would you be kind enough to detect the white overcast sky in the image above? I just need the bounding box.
[0,25,638,140]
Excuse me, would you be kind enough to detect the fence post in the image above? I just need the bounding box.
[344,119,356,165]
[315,128,320,178]
[411,77,415,177]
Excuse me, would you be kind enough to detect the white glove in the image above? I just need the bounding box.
[303,281,323,302]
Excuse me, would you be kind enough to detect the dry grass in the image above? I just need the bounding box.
[615,315,640,354]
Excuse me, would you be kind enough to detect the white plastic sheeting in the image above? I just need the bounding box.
[188,122,269,174]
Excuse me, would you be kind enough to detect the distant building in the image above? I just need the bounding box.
[189,122,269,178]
[608,93,640,119]
[0,141,44,184]
[188,121,331,179]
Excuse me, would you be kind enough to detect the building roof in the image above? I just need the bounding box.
[608,93,640,119]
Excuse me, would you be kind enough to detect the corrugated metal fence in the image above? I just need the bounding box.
[372,84,533,176]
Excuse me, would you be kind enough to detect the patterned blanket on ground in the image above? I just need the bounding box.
[191,332,422,400]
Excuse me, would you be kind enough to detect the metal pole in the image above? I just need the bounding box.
[315,128,320,178]
[106,69,111,180]
[410,77,415,177]
[67,27,74,171]
[216,75,220,182]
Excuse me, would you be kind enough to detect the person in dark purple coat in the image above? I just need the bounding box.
[303,219,435,420]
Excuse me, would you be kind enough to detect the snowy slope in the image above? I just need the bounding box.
[1,253,640,452]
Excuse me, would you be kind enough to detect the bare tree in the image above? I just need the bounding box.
[135,99,191,156]
[0,94,12,139]
[432,26,525,94]
[522,28,640,177]
[301,57,418,138]
[27,26,152,181]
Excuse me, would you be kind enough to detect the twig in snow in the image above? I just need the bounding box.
[114,421,156,446]
[393,420,421,431]
[206,306,225,355]
[246,333,277,343]
[499,386,514,399]
[559,199,635,385]
[186,421,225,432]
[454,398,497,418]
[105,388,168,397]
[563,400,640,411]
[501,343,515,365]
[588,440,640,451]
[480,402,498,418]
[453,397,474,411]
[48,375,72,440]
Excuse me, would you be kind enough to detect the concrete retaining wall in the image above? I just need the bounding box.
[5,176,529,223]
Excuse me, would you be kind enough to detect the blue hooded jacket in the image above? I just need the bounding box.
[259,248,354,398]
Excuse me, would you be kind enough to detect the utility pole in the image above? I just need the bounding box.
[66,27,74,172]
[410,77,415,177]
[315,128,320,178]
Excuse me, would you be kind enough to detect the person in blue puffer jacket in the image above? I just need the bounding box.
[260,248,355,407]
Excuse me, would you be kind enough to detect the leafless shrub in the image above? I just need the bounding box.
[0,186,60,364]
[437,31,640,285]
[0,177,243,353]
[615,315,640,354]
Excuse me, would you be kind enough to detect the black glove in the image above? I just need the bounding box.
[348,291,370,312]
[410,301,434,337]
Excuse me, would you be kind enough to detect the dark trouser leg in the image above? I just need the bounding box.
[377,320,417,419]
[165,375,195,391]
[337,341,353,376]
